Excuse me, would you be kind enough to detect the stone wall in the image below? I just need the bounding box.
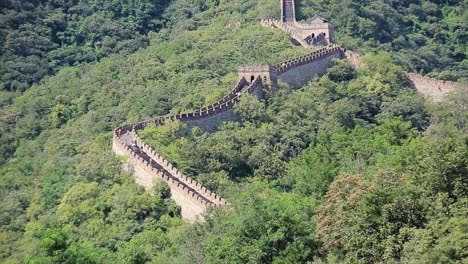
[267,1,335,46]
[112,134,214,222]
[276,45,344,88]
[132,133,226,206]
[238,65,278,93]
[112,78,264,221]
[293,21,334,45]
[343,51,463,101]
[407,73,460,102]
[113,40,346,221]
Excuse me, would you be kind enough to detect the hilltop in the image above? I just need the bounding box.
[0,0,466,263]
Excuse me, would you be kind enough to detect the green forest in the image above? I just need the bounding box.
[0,0,467,263]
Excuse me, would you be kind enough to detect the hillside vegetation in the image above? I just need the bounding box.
[0,0,467,263]
[296,0,467,80]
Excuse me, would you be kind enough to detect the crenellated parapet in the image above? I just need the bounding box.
[132,132,227,206]
[292,17,335,45]
[274,44,344,75]
[113,21,348,221]
[112,77,265,221]
[260,19,311,48]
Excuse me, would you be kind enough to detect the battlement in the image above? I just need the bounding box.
[132,132,227,206]
[112,79,270,220]
[238,65,276,73]
[275,44,344,74]
[278,0,335,45]
[238,65,278,91]
[111,1,463,223]
[112,45,348,221]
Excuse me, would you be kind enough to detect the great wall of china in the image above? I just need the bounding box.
[112,0,463,221]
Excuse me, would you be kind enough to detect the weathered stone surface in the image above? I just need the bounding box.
[278,51,342,89]
[112,3,463,223]
[183,108,239,132]
[112,45,346,221]
[343,51,464,102]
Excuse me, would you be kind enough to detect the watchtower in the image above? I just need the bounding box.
[238,65,277,86]
[297,15,334,45]
[238,65,278,97]
[280,0,334,45]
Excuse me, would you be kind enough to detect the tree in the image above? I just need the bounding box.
[234,94,266,123]
[316,173,368,254]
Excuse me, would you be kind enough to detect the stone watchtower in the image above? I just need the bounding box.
[280,0,334,45]
[238,65,278,97]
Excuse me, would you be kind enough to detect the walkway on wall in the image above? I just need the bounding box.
[113,43,345,221]
[282,0,295,23]
[112,0,462,222]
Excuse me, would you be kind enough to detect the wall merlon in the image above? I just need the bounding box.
[113,16,353,220]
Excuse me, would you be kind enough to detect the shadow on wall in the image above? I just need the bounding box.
[112,42,346,221]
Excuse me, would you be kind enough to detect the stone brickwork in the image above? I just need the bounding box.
[238,65,278,95]
[342,51,463,101]
[278,0,335,46]
[293,16,335,45]
[407,73,461,102]
[275,44,342,74]
[112,2,464,222]
[282,0,296,23]
[277,45,343,88]
[112,134,214,221]
[113,40,346,221]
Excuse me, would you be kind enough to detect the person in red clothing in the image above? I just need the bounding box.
[117,128,123,137]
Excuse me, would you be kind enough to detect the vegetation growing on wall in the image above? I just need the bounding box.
[0,0,466,263]
[0,17,307,262]
[295,0,468,80]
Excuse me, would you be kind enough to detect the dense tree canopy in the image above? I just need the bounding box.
[295,0,468,80]
[0,0,171,92]
[0,0,466,263]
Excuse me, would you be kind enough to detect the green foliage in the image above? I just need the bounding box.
[348,52,409,96]
[161,182,318,264]
[1,0,467,263]
[327,59,356,83]
[0,0,170,92]
[234,94,267,123]
[296,0,468,80]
